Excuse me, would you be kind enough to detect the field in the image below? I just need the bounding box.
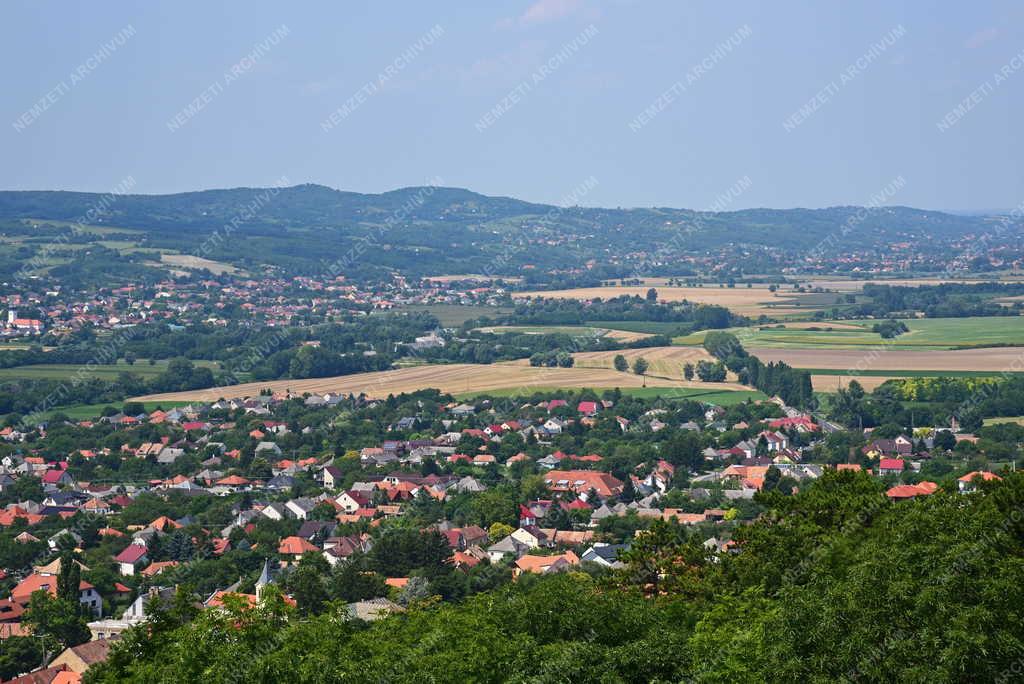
[457,386,766,404]
[675,317,1024,350]
[475,325,654,342]
[748,346,1024,393]
[131,361,759,403]
[23,400,192,424]
[397,304,514,327]
[513,285,832,316]
[159,253,238,274]
[798,276,1015,291]
[584,320,693,336]
[0,359,221,381]
[567,347,737,383]
[424,274,523,284]
[752,347,1024,373]
[983,416,1024,426]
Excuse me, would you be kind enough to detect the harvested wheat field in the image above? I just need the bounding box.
[752,347,1024,373]
[598,329,657,342]
[809,375,897,392]
[132,361,746,403]
[513,286,824,316]
[568,346,736,382]
[159,253,238,274]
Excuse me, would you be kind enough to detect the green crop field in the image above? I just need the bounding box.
[0,359,221,381]
[584,320,692,336]
[983,416,1024,426]
[674,316,1024,350]
[397,304,514,327]
[23,400,193,424]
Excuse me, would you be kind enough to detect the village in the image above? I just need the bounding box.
[0,375,1003,681]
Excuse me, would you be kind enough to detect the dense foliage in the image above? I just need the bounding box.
[85,471,1024,683]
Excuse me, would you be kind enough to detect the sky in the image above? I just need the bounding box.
[2,1,1021,212]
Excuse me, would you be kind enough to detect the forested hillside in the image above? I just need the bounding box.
[0,185,1002,283]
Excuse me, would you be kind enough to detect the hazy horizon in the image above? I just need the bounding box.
[3,1,1022,212]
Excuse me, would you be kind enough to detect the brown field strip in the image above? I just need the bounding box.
[132,361,744,403]
[810,375,896,392]
[751,347,1024,373]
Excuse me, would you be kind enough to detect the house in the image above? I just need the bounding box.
[450,403,476,417]
[140,560,179,577]
[260,502,289,521]
[510,526,550,549]
[215,475,252,493]
[12,571,103,617]
[542,418,564,434]
[577,401,599,416]
[580,542,630,568]
[547,399,568,412]
[285,497,317,520]
[255,441,282,457]
[114,544,148,576]
[543,470,624,499]
[877,458,905,477]
[487,535,529,563]
[278,535,320,564]
[42,468,75,487]
[346,598,403,622]
[48,638,117,676]
[958,471,1002,493]
[513,550,580,576]
[337,490,372,513]
[887,481,938,500]
[767,416,819,433]
[320,465,343,489]
[758,430,788,452]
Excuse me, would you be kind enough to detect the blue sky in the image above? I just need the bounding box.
[2,1,1021,211]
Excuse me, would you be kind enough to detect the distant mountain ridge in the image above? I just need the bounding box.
[0,185,1006,283]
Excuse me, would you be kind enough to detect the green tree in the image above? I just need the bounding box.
[56,552,81,605]
[286,565,329,616]
[632,357,649,376]
[613,354,628,372]
[23,591,90,651]
[0,636,42,680]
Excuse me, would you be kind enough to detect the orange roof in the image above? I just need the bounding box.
[0,510,44,527]
[149,516,183,531]
[278,536,319,556]
[959,471,1001,483]
[514,551,580,574]
[543,470,624,497]
[141,560,179,577]
[384,577,409,588]
[216,475,252,486]
[206,591,258,609]
[887,482,938,499]
[664,510,707,525]
[11,573,93,602]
